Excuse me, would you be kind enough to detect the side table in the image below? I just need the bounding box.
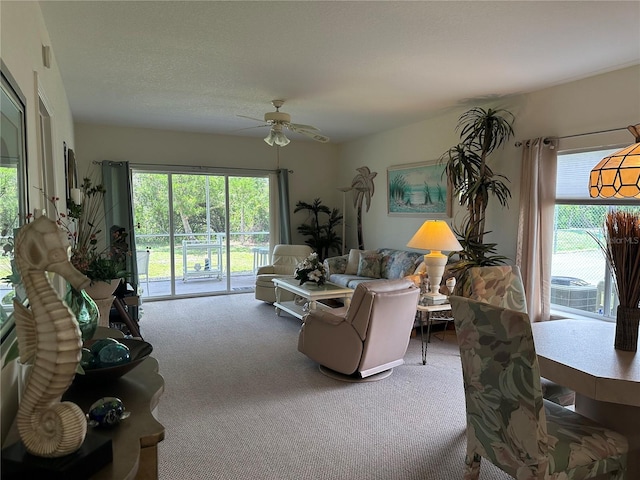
[416,303,453,365]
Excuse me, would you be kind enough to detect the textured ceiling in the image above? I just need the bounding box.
[38,1,640,144]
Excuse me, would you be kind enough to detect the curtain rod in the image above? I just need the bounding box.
[515,126,629,147]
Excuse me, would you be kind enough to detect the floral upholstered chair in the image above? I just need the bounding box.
[469,265,575,407]
[468,265,528,312]
[449,296,628,480]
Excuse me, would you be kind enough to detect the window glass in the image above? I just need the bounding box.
[0,68,28,341]
[552,148,639,320]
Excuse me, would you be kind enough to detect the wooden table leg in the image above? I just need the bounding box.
[113,297,142,339]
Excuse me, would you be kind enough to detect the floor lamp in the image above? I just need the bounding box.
[337,186,352,255]
[407,220,462,305]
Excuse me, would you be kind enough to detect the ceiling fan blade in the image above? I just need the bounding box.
[233,124,270,132]
[295,129,330,143]
[237,114,268,123]
[289,122,320,132]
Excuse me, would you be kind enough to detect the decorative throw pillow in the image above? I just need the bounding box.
[345,249,363,275]
[357,252,382,278]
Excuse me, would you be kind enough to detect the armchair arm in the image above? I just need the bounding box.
[304,308,347,326]
[256,265,276,275]
[298,311,363,375]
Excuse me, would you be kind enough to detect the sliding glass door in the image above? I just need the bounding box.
[132,170,270,299]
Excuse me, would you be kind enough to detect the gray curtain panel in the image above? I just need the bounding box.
[277,168,291,244]
[100,160,139,295]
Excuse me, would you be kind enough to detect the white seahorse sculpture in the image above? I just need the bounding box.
[12,215,89,457]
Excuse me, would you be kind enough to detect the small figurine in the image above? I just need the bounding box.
[87,397,131,428]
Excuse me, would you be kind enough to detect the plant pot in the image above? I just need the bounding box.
[614,305,640,352]
[85,278,121,300]
[85,279,121,328]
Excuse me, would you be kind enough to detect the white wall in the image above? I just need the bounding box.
[73,123,341,245]
[1,0,75,212]
[337,65,640,261]
[1,0,76,444]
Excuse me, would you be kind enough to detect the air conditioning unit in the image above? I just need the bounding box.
[550,284,598,312]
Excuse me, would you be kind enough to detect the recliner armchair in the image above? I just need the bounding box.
[255,244,313,303]
[298,279,420,379]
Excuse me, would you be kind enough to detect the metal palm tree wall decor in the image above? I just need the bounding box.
[351,166,377,250]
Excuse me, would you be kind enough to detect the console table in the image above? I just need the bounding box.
[3,328,165,479]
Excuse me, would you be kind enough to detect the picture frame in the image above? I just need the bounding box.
[64,143,78,201]
[387,160,452,217]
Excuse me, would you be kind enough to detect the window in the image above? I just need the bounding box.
[131,170,270,299]
[0,64,29,341]
[552,147,640,320]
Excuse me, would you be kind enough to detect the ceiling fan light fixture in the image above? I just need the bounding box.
[264,129,275,146]
[264,125,290,147]
[274,130,290,147]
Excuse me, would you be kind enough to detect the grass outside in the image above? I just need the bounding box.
[144,244,266,279]
[554,229,602,253]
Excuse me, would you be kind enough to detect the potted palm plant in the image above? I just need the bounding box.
[294,198,342,261]
[440,107,515,293]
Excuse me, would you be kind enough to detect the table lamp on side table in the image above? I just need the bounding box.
[407,220,462,305]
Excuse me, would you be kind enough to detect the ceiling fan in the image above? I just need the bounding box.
[238,100,329,147]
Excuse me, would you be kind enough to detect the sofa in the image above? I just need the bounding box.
[323,248,424,289]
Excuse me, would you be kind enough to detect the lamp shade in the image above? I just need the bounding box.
[264,125,290,147]
[589,124,640,199]
[406,220,462,252]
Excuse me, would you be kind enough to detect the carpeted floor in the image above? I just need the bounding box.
[142,293,513,480]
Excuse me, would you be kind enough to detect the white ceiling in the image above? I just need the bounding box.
[38,1,640,144]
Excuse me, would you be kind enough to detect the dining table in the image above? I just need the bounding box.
[532,319,640,477]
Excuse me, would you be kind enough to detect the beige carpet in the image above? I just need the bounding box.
[141,294,513,480]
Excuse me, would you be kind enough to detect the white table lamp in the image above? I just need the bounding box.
[407,220,462,304]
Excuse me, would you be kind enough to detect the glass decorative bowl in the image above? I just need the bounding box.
[75,338,153,383]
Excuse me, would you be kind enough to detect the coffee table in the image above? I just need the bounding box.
[272,277,354,320]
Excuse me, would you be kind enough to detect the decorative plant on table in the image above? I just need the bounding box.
[294,252,327,286]
[50,177,128,339]
[594,210,640,351]
[295,198,342,262]
[440,107,515,294]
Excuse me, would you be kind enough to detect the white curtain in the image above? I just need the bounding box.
[516,138,558,322]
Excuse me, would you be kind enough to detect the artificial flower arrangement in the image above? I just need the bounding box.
[52,177,128,284]
[294,252,327,286]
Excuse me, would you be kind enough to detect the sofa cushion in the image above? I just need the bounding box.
[357,252,382,278]
[378,248,423,279]
[345,249,362,275]
[345,248,376,274]
[324,254,348,276]
[329,274,367,288]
